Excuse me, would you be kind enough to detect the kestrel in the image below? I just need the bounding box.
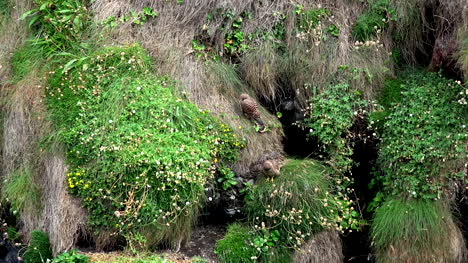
[239,93,265,132]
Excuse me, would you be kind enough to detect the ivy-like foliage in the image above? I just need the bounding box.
[303,84,367,173]
[371,72,467,200]
[46,45,244,246]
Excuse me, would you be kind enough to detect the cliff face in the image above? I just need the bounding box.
[0,0,466,262]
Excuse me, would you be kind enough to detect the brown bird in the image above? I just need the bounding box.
[239,93,265,132]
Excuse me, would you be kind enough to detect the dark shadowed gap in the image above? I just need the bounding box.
[0,205,21,263]
[342,118,379,263]
[456,194,468,248]
[257,92,324,158]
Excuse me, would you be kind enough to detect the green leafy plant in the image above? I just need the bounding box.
[20,0,91,54]
[296,7,339,39]
[303,84,367,173]
[214,223,256,263]
[217,166,238,190]
[370,71,467,200]
[23,230,53,263]
[53,249,89,263]
[101,7,157,28]
[45,44,244,248]
[352,0,397,41]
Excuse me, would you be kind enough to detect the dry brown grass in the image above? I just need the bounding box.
[0,0,32,83]
[292,230,343,263]
[2,68,88,255]
[1,3,88,251]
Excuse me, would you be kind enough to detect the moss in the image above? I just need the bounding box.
[214,224,256,263]
[23,230,53,263]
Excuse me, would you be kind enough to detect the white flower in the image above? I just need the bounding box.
[208,197,213,201]
[109,119,113,123]
[185,202,190,206]
[166,118,170,122]
[136,86,141,91]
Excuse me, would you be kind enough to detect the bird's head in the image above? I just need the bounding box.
[239,93,250,101]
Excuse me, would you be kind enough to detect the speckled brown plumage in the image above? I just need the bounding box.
[239,93,265,132]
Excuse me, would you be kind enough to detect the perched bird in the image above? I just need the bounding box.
[239,93,265,132]
[250,158,284,179]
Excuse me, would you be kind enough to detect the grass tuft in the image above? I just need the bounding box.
[23,230,53,263]
[245,159,358,258]
[10,42,44,83]
[371,198,465,262]
[2,165,41,213]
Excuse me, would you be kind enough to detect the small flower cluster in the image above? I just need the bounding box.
[354,39,385,51]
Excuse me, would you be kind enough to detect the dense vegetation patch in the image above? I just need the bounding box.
[303,83,367,173]
[244,159,359,260]
[296,6,340,39]
[21,0,91,54]
[52,249,89,263]
[352,0,396,42]
[371,71,467,200]
[214,223,256,263]
[23,230,53,263]
[45,44,243,247]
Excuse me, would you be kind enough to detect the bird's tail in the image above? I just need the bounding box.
[254,117,266,133]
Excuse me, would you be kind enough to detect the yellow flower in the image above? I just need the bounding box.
[214,158,218,163]
[70,185,75,188]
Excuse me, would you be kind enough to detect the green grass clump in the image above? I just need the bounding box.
[45,44,244,248]
[352,0,396,41]
[2,166,41,213]
[10,42,44,82]
[371,198,450,262]
[245,159,359,259]
[214,224,256,263]
[372,71,467,199]
[23,230,53,263]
